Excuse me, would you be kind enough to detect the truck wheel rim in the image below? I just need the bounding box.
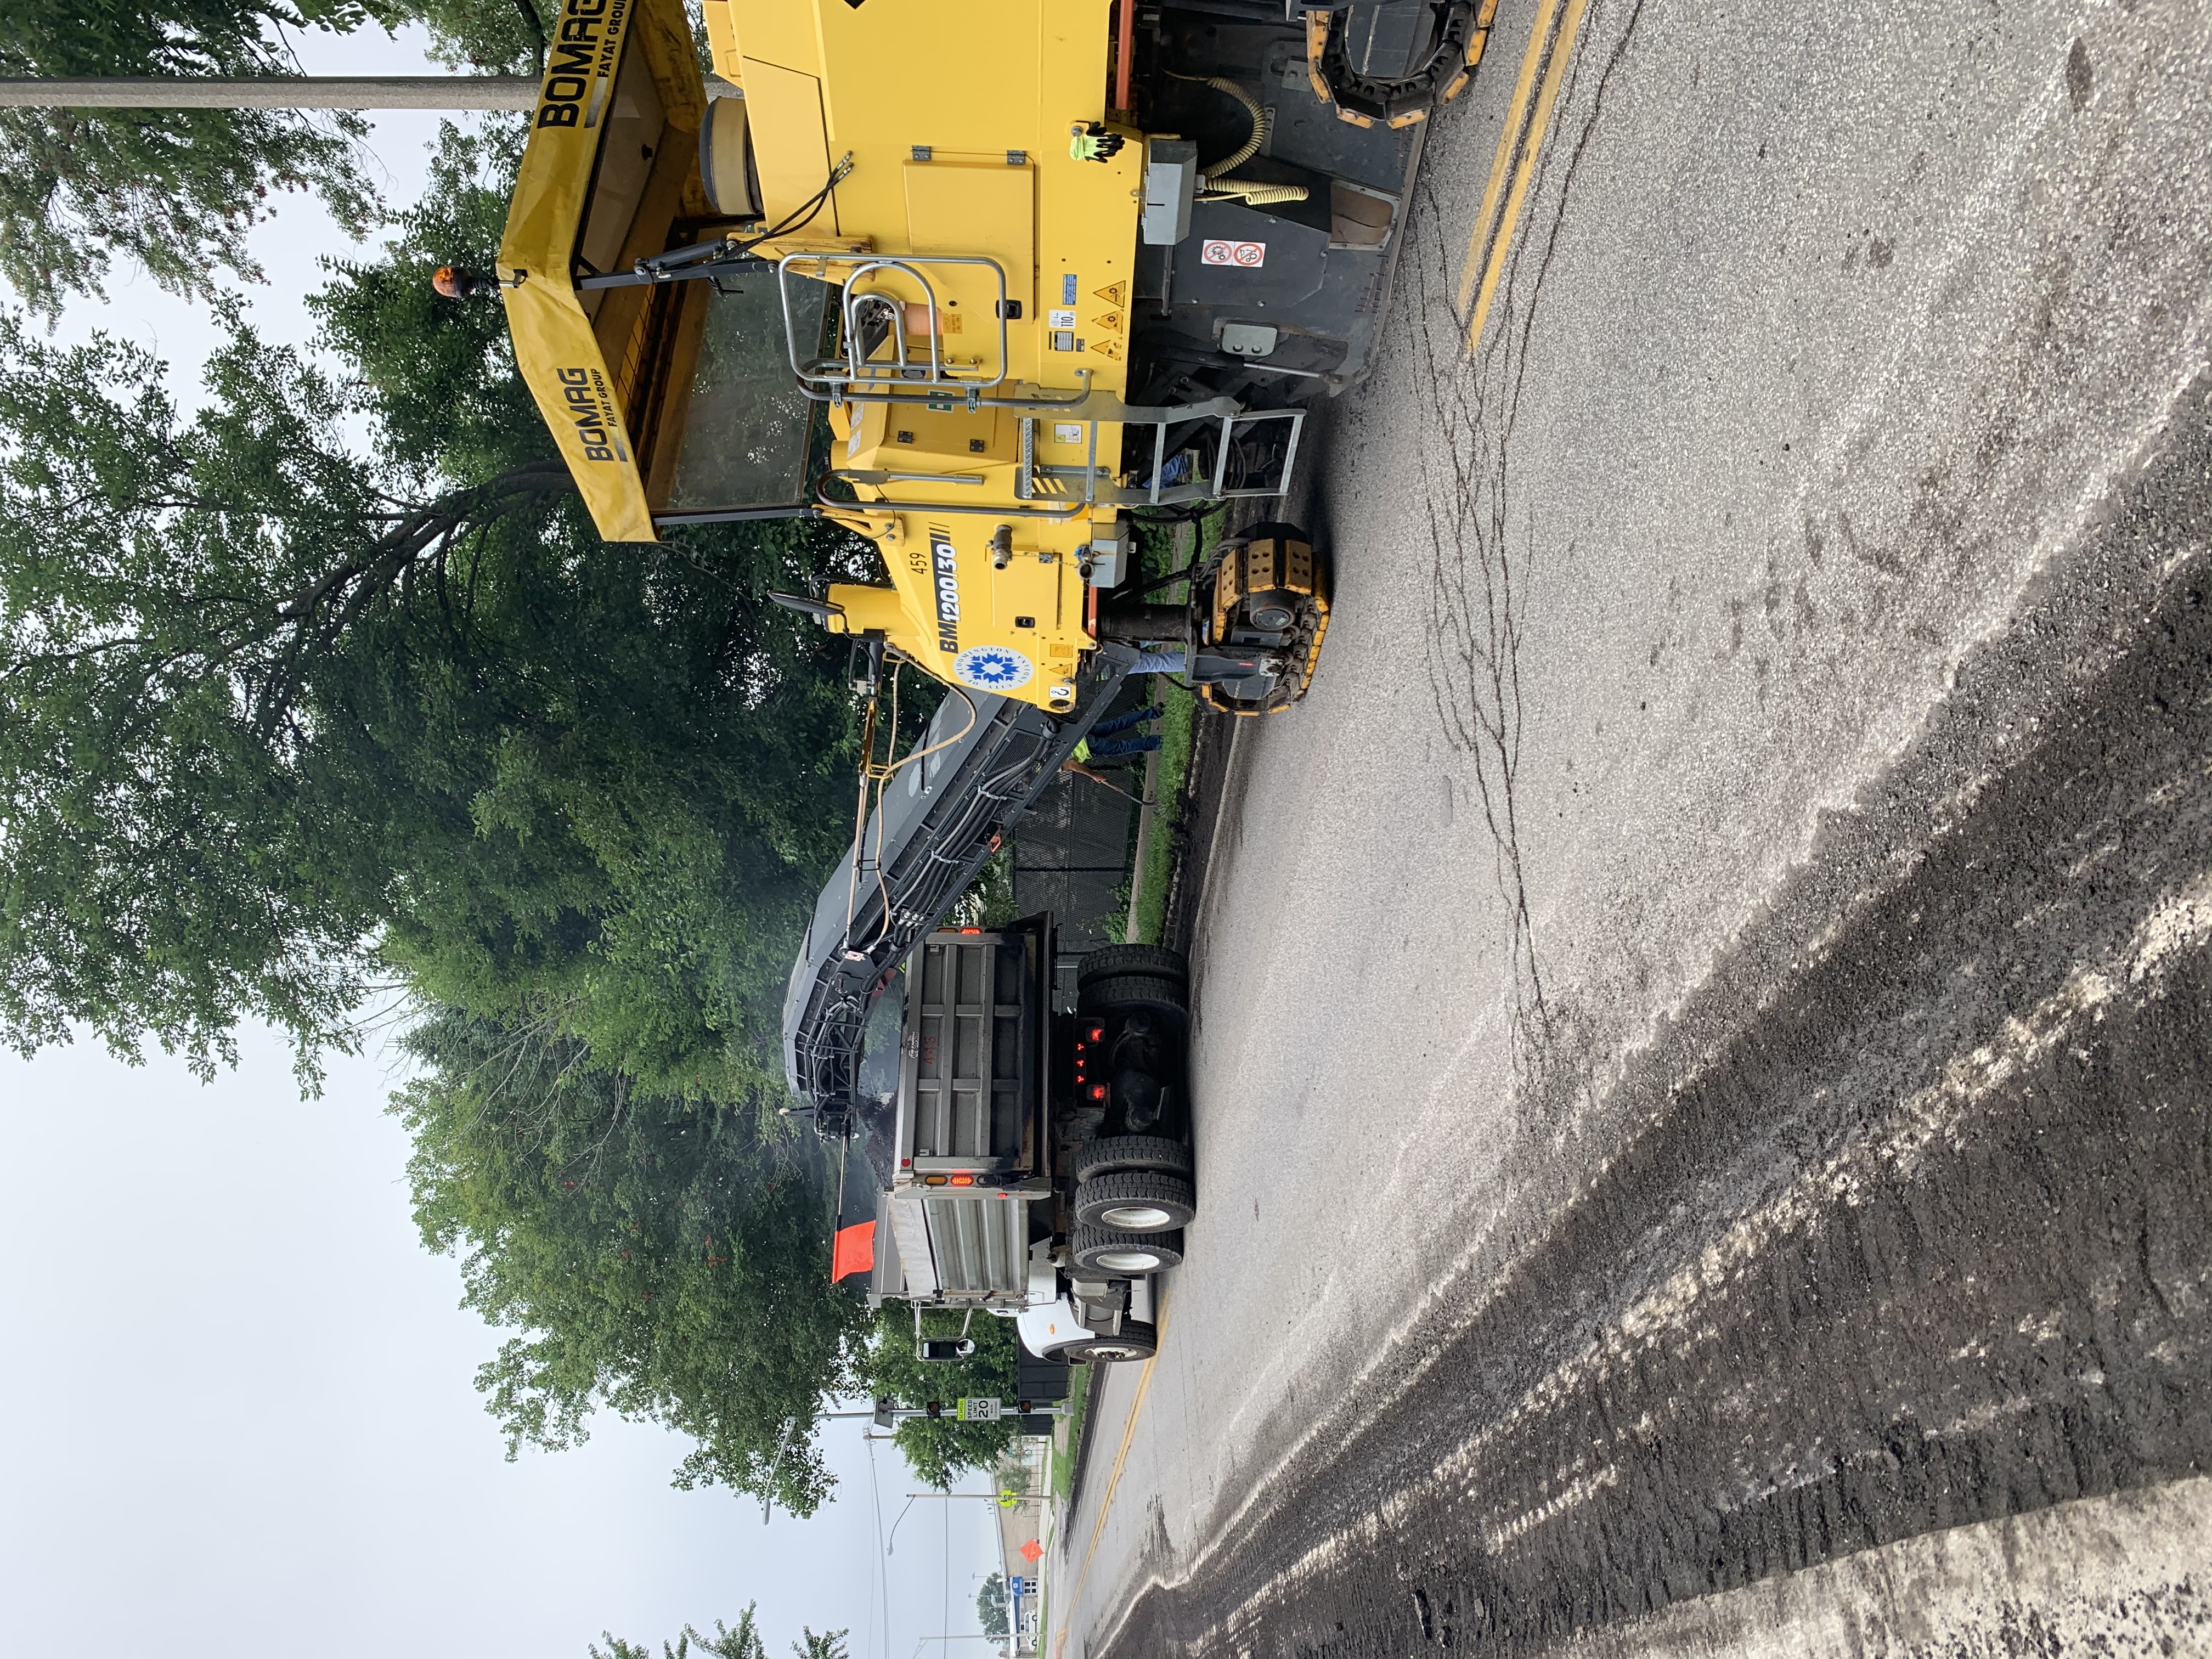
[1093,1248,1163,1272]
[1099,1203,1176,1229]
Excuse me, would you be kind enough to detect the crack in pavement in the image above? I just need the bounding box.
[1411,0,1649,1071]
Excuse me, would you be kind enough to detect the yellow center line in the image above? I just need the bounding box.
[1051,1306,1167,1659]
[1458,0,1594,354]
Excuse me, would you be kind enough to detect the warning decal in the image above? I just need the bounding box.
[1093,281,1127,307]
[1200,239,1267,268]
[1088,338,1124,359]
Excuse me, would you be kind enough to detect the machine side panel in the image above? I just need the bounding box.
[720,0,824,76]
[738,58,837,228]
[814,0,1043,150]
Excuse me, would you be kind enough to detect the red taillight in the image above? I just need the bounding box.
[1087,1082,1108,1101]
[949,1173,975,1187]
[959,926,982,935]
[900,1158,912,1167]
[1087,1025,1105,1042]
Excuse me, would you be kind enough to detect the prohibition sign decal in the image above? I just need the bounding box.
[1199,239,1267,268]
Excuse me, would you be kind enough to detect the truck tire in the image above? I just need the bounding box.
[1080,973,1187,1016]
[1071,1224,1185,1275]
[1054,1319,1159,1364]
[1074,1135,1194,1183]
[1074,1171,1197,1233]
[1075,944,1188,990]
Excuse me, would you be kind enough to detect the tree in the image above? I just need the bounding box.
[0,1,552,317]
[395,1008,868,1512]
[854,1304,1022,1488]
[590,1606,849,1659]
[2,2,380,315]
[977,1573,1009,1639]
[0,116,889,1513]
[0,125,868,1092]
[396,0,551,74]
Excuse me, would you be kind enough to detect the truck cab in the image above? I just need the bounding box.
[858,921,1193,1363]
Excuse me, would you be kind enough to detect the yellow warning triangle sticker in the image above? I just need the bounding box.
[1092,311,1123,332]
[1093,280,1127,307]
[1088,338,1123,359]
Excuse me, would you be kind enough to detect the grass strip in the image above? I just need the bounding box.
[1127,682,1194,945]
[1052,1364,1092,1502]
[1121,507,1224,945]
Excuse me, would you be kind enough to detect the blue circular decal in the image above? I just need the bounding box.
[953,645,1035,691]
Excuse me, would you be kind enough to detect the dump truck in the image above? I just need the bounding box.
[788,678,1200,1362]
[469,0,1492,1355]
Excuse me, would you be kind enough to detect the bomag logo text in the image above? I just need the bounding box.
[536,0,629,129]
[931,529,960,654]
[556,366,628,462]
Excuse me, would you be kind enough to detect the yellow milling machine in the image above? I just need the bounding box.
[455,0,1494,719]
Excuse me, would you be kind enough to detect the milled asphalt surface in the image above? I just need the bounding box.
[1052,0,2212,1652]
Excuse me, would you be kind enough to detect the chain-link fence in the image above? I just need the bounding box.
[1011,682,1148,998]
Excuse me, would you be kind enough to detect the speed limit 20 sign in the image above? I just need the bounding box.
[1200,239,1267,268]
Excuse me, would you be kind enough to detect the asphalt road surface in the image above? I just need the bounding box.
[1052,0,2212,1652]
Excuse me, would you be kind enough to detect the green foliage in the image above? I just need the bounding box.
[0,306,442,1079]
[591,1607,847,1659]
[977,1573,1010,1639]
[1,120,881,1496]
[0,1,396,315]
[854,1303,1020,1488]
[0,129,867,1094]
[591,1606,766,1659]
[1126,681,1195,947]
[1051,1365,1089,1503]
[0,1,565,315]
[1122,511,1211,945]
[396,1008,868,1511]
[0,64,903,1509]
[308,119,540,490]
[394,0,551,74]
[950,845,1018,928]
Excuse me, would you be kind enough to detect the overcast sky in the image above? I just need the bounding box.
[1,22,1002,1659]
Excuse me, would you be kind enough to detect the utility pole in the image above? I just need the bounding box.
[0,77,538,110]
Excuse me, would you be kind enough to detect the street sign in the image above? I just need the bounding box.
[1008,1577,1028,1597]
[957,1396,1002,1421]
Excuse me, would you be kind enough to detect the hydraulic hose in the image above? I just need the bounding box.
[1206,179,1312,206]
[1166,72,1311,206]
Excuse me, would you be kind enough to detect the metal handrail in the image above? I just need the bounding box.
[830,469,990,487]
[812,483,1089,521]
[779,253,1012,394]
[795,374,1096,412]
[1137,407,1305,505]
